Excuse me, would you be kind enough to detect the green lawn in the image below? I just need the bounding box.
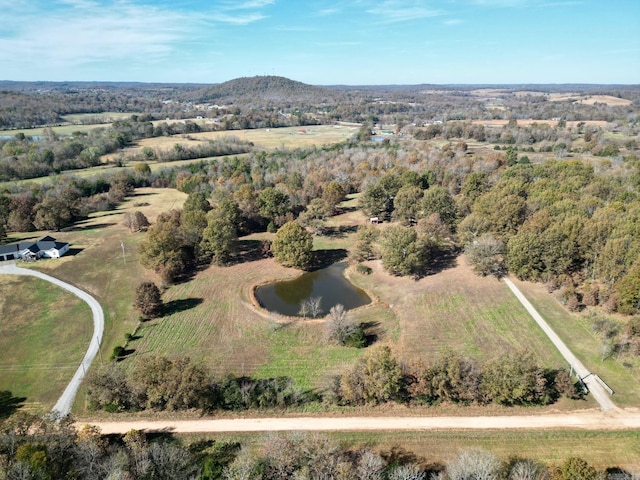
[0,276,92,411]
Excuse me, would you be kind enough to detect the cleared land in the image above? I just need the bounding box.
[0,112,136,136]
[103,125,359,161]
[0,275,92,411]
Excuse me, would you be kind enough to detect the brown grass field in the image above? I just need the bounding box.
[102,125,359,162]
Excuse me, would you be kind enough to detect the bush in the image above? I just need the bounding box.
[110,346,125,361]
[356,264,372,275]
[133,281,163,319]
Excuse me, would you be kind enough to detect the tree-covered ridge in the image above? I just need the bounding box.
[193,75,336,103]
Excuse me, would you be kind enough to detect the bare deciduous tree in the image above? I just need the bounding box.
[387,463,426,480]
[300,296,322,318]
[447,449,501,480]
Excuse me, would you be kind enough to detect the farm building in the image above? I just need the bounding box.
[0,236,70,261]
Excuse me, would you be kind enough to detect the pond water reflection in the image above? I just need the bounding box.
[254,262,371,317]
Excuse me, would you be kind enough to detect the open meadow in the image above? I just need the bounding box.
[103,124,360,161]
[0,275,92,411]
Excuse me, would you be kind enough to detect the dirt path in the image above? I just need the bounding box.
[503,277,616,411]
[84,409,640,434]
[0,261,104,416]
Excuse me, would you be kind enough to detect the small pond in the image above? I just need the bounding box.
[254,262,371,317]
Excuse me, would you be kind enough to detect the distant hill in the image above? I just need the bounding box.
[192,76,339,104]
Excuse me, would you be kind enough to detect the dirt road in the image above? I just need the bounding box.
[0,261,104,416]
[85,410,640,434]
[503,277,616,411]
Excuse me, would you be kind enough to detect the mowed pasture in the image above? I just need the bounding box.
[115,197,596,411]
[16,188,188,377]
[0,275,92,411]
[103,125,359,161]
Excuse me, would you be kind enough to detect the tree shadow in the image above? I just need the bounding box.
[361,321,380,346]
[423,246,460,276]
[115,348,136,361]
[381,445,419,467]
[0,391,26,418]
[163,298,203,316]
[323,225,358,238]
[312,248,348,270]
[64,222,116,232]
[235,239,272,263]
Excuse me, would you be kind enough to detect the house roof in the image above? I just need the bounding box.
[0,237,69,256]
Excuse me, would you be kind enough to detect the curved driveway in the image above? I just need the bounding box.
[0,261,104,416]
[503,277,616,411]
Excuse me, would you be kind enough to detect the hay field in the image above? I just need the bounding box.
[548,93,633,106]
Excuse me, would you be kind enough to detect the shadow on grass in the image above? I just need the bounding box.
[361,321,380,346]
[163,298,203,316]
[115,348,136,361]
[312,248,348,270]
[423,246,460,277]
[323,225,358,238]
[65,247,84,257]
[64,222,116,232]
[235,239,272,263]
[0,391,26,419]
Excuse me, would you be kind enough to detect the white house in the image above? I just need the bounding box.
[0,236,70,261]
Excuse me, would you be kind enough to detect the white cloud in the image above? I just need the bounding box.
[211,12,267,25]
[366,1,443,23]
[218,0,275,10]
[443,18,463,25]
[0,2,188,71]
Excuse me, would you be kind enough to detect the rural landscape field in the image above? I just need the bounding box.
[1,77,639,477]
[0,0,639,476]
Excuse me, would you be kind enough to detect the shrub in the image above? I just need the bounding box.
[356,264,372,275]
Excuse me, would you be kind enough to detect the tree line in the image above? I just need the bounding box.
[86,347,578,414]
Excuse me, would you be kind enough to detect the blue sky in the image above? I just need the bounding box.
[0,0,638,85]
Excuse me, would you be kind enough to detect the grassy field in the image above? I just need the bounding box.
[0,112,136,136]
[6,188,189,412]
[0,276,92,411]
[103,125,359,161]
[179,429,640,470]
[510,278,640,407]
